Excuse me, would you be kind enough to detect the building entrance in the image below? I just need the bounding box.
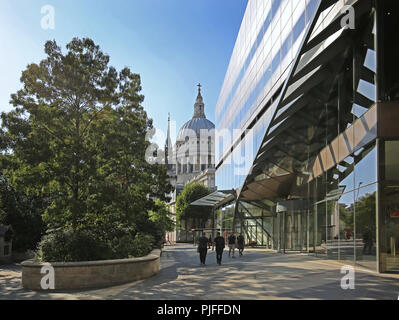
[276,199,311,253]
[279,211,308,252]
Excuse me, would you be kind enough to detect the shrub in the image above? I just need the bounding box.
[38,229,156,262]
[0,179,47,252]
[111,234,136,259]
[38,229,113,262]
[129,233,155,257]
[137,215,165,249]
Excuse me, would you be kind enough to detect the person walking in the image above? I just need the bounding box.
[213,232,225,265]
[228,233,237,258]
[362,227,373,255]
[197,232,209,265]
[237,233,245,256]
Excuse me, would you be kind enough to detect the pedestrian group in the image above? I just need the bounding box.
[197,232,245,266]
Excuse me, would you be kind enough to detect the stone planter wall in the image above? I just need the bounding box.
[21,249,161,290]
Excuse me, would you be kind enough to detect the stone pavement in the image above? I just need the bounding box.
[1,243,399,300]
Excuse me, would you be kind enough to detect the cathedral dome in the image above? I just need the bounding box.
[176,84,215,143]
[177,118,215,142]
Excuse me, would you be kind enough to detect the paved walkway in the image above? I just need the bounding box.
[1,244,399,300]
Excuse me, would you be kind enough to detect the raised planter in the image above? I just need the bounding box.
[21,249,161,290]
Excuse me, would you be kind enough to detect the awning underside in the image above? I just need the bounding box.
[190,190,236,208]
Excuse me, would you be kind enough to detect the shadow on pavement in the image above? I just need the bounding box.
[2,244,399,300]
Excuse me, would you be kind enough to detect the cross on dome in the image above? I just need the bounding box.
[193,83,205,118]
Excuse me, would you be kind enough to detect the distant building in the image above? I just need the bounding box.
[165,84,216,243]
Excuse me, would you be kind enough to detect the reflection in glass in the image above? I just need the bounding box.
[338,191,355,265]
[380,141,399,272]
[339,156,355,193]
[246,219,257,245]
[380,186,399,272]
[217,203,235,240]
[384,141,399,181]
[283,212,305,251]
[308,209,315,253]
[354,143,377,188]
[315,202,327,256]
[326,200,340,260]
[354,184,377,272]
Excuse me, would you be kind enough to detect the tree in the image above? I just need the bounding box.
[176,183,212,230]
[354,192,376,237]
[149,200,175,234]
[0,38,172,258]
[0,175,47,252]
[0,144,47,252]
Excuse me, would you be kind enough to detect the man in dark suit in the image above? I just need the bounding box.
[197,232,209,265]
[214,232,225,265]
[237,233,245,256]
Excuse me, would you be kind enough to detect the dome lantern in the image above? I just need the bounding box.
[176,84,215,143]
[193,83,206,119]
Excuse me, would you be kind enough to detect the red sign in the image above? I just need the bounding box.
[390,212,399,218]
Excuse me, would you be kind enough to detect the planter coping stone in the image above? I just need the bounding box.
[21,249,161,268]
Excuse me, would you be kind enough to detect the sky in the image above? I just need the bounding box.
[0,0,248,147]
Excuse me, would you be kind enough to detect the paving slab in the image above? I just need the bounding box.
[1,244,399,300]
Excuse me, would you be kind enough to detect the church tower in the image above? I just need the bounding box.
[165,113,173,168]
[193,83,206,119]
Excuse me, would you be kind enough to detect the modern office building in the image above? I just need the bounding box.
[193,0,399,273]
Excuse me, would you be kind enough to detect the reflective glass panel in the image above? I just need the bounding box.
[354,183,377,272]
[354,143,377,188]
[338,191,355,265]
[380,141,399,272]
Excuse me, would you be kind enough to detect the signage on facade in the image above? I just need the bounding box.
[390,211,399,218]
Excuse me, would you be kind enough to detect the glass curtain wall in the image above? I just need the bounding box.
[216,0,319,191]
[215,203,235,241]
[214,0,399,273]
[380,141,399,272]
[376,0,399,273]
[234,201,274,248]
[232,0,379,271]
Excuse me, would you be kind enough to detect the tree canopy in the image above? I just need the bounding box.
[149,200,175,233]
[0,38,172,257]
[176,182,212,229]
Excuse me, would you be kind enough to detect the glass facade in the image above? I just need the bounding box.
[216,0,319,190]
[215,202,235,239]
[380,140,399,272]
[214,0,399,273]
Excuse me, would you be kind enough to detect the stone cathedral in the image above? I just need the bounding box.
[165,84,216,228]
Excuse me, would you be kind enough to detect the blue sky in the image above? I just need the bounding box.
[0,0,247,146]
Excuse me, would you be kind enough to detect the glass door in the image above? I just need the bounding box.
[315,202,327,256]
[246,220,257,246]
[279,210,307,252]
[326,200,339,259]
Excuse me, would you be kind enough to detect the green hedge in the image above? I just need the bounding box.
[38,229,155,262]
